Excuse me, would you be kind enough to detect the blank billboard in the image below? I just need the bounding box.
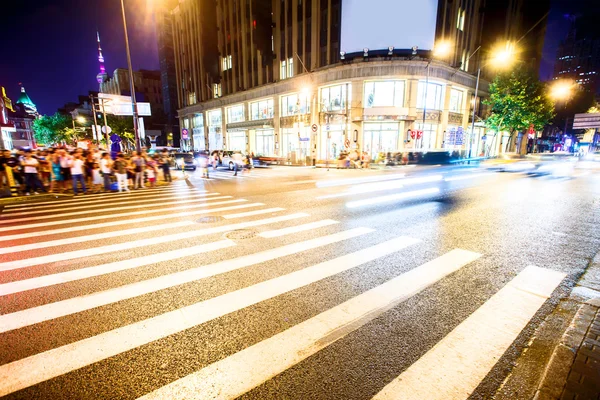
[340,0,439,55]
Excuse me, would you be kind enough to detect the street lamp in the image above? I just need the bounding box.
[468,43,516,159]
[419,41,454,146]
[550,80,574,101]
[120,0,141,153]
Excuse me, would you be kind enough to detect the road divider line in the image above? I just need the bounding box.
[346,188,440,208]
[316,173,406,188]
[283,179,317,185]
[258,219,338,238]
[0,228,410,397]
[1,193,221,217]
[0,227,375,333]
[372,265,566,400]
[223,208,285,219]
[0,203,262,242]
[0,196,233,225]
[3,186,199,209]
[0,199,252,233]
[0,213,309,296]
[138,248,480,400]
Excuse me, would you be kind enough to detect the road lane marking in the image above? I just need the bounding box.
[0,199,253,233]
[283,179,317,185]
[258,219,338,238]
[0,220,197,255]
[222,208,285,219]
[3,185,198,209]
[1,192,221,217]
[0,228,408,396]
[0,227,375,334]
[0,213,309,296]
[372,265,566,400]
[138,248,480,400]
[345,188,440,208]
[315,173,406,188]
[0,203,263,242]
[317,175,443,200]
[444,173,493,182]
[0,203,258,271]
[0,196,233,225]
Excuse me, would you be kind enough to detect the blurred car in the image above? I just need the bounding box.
[526,152,578,177]
[172,152,197,170]
[482,153,535,172]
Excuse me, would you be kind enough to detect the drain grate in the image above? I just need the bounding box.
[224,229,257,240]
[196,216,224,224]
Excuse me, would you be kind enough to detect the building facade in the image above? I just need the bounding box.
[170,0,531,161]
[99,69,164,117]
[0,86,38,150]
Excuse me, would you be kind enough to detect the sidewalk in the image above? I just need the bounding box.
[534,253,600,400]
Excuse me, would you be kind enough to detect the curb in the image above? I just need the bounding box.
[533,251,600,400]
[533,300,600,400]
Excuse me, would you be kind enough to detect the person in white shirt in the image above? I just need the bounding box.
[100,152,113,191]
[70,153,87,195]
[232,151,243,176]
[21,151,46,195]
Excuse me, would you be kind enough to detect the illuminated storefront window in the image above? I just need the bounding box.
[250,99,274,120]
[320,84,349,112]
[449,89,464,113]
[281,93,311,116]
[415,122,439,149]
[363,122,400,159]
[227,104,245,123]
[417,82,444,110]
[363,81,405,108]
[207,109,223,150]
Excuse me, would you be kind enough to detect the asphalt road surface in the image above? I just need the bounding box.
[1,164,599,400]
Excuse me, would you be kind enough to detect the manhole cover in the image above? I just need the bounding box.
[196,216,224,223]
[224,229,257,240]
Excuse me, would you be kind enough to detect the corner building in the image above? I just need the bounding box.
[172,0,501,162]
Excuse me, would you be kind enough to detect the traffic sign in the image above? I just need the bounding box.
[101,126,112,134]
[299,137,310,142]
[344,138,350,148]
[182,128,189,140]
[311,124,318,133]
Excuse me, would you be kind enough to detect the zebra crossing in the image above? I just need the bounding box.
[0,183,566,399]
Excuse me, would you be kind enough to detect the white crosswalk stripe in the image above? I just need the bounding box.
[0,187,567,399]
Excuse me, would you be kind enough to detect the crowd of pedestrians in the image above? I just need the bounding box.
[0,147,174,196]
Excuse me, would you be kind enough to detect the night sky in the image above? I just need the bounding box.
[0,0,159,115]
[0,0,595,115]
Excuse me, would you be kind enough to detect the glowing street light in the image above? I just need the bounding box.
[492,42,516,67]
[550,80,574,101]
[433,41,452,58]
[76,116,86,124]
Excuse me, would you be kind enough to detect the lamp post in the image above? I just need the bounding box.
[120,0,141,153]
[468,44,515,159]
[419,42,451,148]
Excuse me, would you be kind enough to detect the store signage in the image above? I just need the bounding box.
[416,130,423,140]
[446,127,464,145]
[299,137,310,142]
[182,128,189,140]
[311,124,318,132]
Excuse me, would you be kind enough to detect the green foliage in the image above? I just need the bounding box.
[104,115,135,151]
[32,113,74,146]
[484,67,555,136]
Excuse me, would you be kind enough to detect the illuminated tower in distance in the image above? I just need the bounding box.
[96,31,108,91]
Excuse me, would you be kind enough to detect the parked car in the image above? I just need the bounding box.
[172,152,197,170]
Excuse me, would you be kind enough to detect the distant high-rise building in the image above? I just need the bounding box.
[155,0,180,147]
[553,16,600,95]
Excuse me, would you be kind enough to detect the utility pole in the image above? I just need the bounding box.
[90,94,99,145]
[120,0,141,152]
[100,98,110,149]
